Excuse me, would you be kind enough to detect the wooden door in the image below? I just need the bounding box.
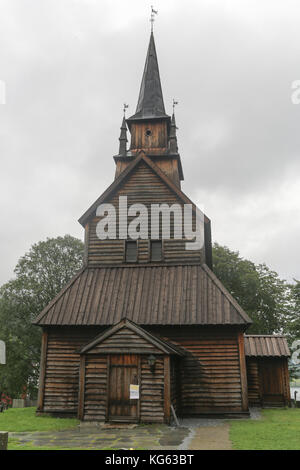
[108,354,140,422]
[260,359,285,405]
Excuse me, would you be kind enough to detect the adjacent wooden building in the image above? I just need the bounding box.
[34,31,290,423]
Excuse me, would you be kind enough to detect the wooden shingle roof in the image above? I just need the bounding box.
[244,335,290,357]
[33,263,252,327]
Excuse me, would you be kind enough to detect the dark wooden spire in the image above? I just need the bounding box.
[168,113,178,154]
[118,116,128,156]
[127,32,169,122]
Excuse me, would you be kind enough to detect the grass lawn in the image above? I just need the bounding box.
[0,407,79,432]
[230,408,300,450]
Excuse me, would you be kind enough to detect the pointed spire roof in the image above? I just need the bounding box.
[127,32,170,122]
[118,116,128,155]
[168,112,179,154]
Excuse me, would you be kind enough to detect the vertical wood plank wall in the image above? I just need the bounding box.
[246,357,291,407]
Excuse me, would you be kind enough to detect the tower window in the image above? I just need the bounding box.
[125,240,138,262]
[145,129,152,137]
[151,240,163,262]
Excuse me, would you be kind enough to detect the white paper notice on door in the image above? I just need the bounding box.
[130,384,139,399]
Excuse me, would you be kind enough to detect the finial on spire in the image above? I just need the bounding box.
[172,99,179,114]
[150,5,158,32]
[169,107,179,154]
[123,103,129,116]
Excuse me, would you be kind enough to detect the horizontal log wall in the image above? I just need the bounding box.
[86,327,164,355]
[41,326,246,418]
[149,326,245,414]
[87,161,203,266]
[83,356,107,421]
[140,355,165,423]
[42,327,102,415]
[246,358,261,406]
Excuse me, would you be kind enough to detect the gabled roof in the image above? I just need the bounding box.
[127,32,170,122]
[244,335,290,357]
[78,318,184,356]
[78,151,210,227]
[33,264,252,327]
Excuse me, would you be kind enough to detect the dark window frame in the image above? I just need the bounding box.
[150,240,163,262]
[125,240,138,263]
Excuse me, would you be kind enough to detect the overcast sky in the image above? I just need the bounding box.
[0,0,300,285]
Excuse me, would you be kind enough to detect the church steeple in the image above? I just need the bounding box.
[127,32,169,122]
[118,116,128,156]
[114,31,183,186]
[168,112,179,154]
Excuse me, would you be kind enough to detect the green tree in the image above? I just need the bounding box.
[288,280,300,342]
[0,235,84,399]
[212,243,293,335]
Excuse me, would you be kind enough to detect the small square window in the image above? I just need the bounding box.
[151,241,162,262]
[125,241,137,262]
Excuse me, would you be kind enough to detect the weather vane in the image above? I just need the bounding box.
[173,99,179,113]
[123,103,129,116]
[150,5,158,32]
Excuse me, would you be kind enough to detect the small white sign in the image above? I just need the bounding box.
[0,340,6,365]
[130,384,139,399]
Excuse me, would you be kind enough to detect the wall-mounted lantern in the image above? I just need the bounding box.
[148,354,156,373]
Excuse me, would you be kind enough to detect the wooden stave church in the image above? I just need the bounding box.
[34,32,291,423]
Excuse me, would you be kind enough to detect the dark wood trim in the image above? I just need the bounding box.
[78,355,86,420]
[138,355,141,422]
[164,355,171,424]
[257,359,264,406]
[283,358,291,405]
[238,332,248,412]
[105,355,110,421]
[84,223,89,266]
[37,330,48,411]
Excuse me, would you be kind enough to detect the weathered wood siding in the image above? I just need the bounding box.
[149,326,245,414]
[42,327,102,415]
[246,358,261,406]
[130,121,168,154]
[87,161,203,266]
[170,356,180,413]
[140,355,165,423]
[40,326,247,419]
[83,355,107,421]
[246,357,291,407]
[86,326,165,356]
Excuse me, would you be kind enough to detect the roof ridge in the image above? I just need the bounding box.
[245,334,286,337]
